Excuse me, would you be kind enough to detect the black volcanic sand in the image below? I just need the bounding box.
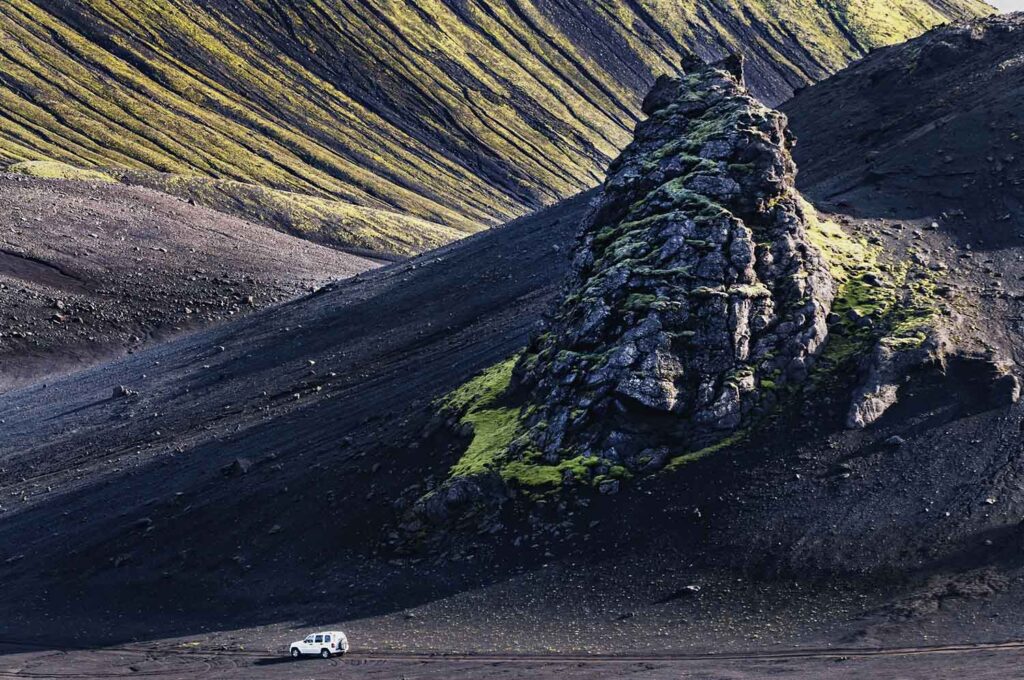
[784,13,1024,250]
[8,19,1024,676]
[0,174,378,390]
[3,181,1024,674]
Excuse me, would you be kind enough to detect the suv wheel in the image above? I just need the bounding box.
[290,648,300,658]
[320,648,331,659]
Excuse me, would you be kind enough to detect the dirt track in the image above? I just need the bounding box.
[4,641,1024,679]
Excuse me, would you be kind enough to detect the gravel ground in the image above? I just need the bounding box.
[0,173,377,390]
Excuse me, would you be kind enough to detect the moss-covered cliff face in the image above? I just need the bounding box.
[405,57,841,529]
[0,0,989,235]
[408,49,993,535]
[511,56,837,476]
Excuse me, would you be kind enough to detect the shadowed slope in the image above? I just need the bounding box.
[785,12,1024,246]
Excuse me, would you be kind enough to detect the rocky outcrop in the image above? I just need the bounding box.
[847,335,1021,429]
[846,328,949,429]
[510,56,835,473]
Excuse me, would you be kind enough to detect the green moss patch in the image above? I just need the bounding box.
[8,160,115,183]
[805,202,942,379]
[666,431,748,470]
[438,355,636,492]
[440,356,525,480]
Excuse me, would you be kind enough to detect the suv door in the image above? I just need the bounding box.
[301,635,316,654]
[323,634,333,652]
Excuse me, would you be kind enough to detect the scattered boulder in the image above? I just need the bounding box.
[221,458,253,477]
[411,473,509,525]
[848,338,1019,429]
[989,372,1021,407]
[847,328,948,429]
[111,385,137,399]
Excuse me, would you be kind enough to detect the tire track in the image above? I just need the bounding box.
[3,636,1024,675]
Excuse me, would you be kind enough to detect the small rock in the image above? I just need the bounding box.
[862,272,883,287]
[112,385,137,399]
[989,373,1021,406]
[222,458,252,477]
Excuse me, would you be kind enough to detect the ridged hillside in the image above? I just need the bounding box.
[6,161,460,258]
[0,0,989,232]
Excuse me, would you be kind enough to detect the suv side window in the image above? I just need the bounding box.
[314,635,323,643]
[304,636,314,644]
[324,635,331,643]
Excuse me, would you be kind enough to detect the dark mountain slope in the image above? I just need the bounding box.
[0,190,590,647]
[784,12,1024,244]
[0,0,989,233]
[9,16,1024,668]
[782,12,1024,373]
[707,10,1024,576]
[0,172,376,390]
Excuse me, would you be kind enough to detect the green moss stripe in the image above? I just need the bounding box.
[0,0,987,236]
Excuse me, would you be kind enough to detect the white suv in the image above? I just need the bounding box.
[289,630,349,658]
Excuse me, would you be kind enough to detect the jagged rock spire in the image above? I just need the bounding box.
[511,58,835,474]
[678,50,707,74]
